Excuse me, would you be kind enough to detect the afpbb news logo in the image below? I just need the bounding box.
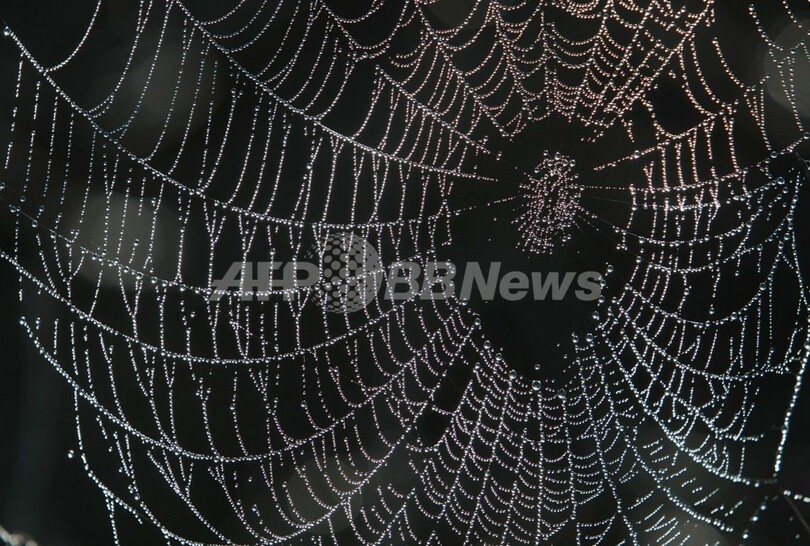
[210,233,602,314]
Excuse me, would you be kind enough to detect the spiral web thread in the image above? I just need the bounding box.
[1,0,810,544]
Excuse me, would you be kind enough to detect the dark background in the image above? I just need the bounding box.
[1,0,810,544]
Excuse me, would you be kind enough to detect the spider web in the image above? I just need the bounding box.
[1,0,810,544]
